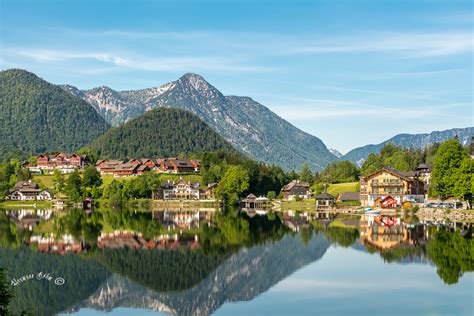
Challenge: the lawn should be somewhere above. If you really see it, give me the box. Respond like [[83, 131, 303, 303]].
[[0, 200, 53, 208], [33, 174, 70, 188], [34, 172, 203, 190], [159, 173, 203, 183], [280, 198, 316, 212], [327, 182, 359, 196], [100, 172, 203, 188]]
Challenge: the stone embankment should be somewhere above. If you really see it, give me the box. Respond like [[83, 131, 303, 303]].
[[416, 208, 474, 223]]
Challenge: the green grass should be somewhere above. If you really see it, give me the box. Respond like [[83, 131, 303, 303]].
[[100, 174, 135, 187], [327, 182, 359, 196], [280, 198, 315, 211], [33, 174, 70, 188], [100, 172, 203, 188], [33, 172, 203, 191], [0, 200, 53, 208], [159, 173, 203, 183], [328, 219, 349, 228]]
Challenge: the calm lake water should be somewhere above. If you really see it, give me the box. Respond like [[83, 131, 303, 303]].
[[1, 207, 472, 316]]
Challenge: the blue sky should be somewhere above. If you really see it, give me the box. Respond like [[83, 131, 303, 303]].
[[1, 0, 472, 153]]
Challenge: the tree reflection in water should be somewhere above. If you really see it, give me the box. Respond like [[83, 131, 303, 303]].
[[0, 207, 472, 315]]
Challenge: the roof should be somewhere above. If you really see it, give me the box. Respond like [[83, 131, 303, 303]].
[[416, 163, 433, 171], [114, 163, 139, 172], [361, 166, 414, 181], [173, 160, 195, 168], [314, 192, 335, 199], [281, 180, 310, 192], [14, 181, 38, 189], [207, 182, 218, 189], [338, 191, 360, 201], [137, 165, 149, 171]]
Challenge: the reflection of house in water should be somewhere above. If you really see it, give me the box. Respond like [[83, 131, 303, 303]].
[[98, 231, 200, 250], [152, 209, 213, 229], [98, 231, 152, 249], [281, 211, 310, 232], [6, 209, 53, 231], [30, 234, 83, 255], [359, 215, 429, 250], [241, 194, 270, 214]]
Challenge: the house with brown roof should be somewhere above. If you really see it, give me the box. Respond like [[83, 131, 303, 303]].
[[337, 192, 360, 202], [140, 158, 156, 169], [7, 181, 53, 201], [314, 192, 336, 209], [157, 158, 200, 173], [359, 167, 425, 207], [35, 152, 88, 173], [96, 160, 124, 174], [112, 163, 140, 177], [280, 180, 311, 200]]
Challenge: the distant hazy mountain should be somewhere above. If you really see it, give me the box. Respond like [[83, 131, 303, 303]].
[[342, 127, 474, 166], [88, 107, 238, 160], [0, 69, 110, 160], [62, 73, 337, 171], [329, 148, 343, 158]]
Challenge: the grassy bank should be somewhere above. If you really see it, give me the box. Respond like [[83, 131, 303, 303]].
[[327, 182, 359, 196], [280, 198, 315, 211], [0, 200, 53, 209]]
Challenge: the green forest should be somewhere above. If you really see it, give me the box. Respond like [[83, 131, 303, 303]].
[[88, 107, 237, 159], [0, 69, 110, 161]]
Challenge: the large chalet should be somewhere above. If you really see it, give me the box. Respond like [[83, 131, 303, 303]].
[[157, 158, 201, 173], [7, 181, 53, 201], [96, 157, 201, 177], [34, 152, 88, 173], [280, 180, 311, 200], [153, 179, 216, 200], [359, 166, 426, 207]]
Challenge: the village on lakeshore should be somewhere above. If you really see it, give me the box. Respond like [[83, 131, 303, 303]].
[[2, 137, 473, 218], [0, 140, 472, 281]]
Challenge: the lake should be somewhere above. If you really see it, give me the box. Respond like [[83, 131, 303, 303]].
[[0, 207, 472, 315]]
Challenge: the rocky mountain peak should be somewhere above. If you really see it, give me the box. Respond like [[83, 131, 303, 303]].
[[178, 73, 214, 92]]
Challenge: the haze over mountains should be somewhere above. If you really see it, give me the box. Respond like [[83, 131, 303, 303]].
[[62, 73, 337, 171], [342, 127, 474, 166]]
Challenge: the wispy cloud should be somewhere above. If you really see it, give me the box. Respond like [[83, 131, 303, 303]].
[[271, 101, 468, 120], [6, 48, 277, 73], [36, 29, 474, 58], [284, 32, 473, 57]]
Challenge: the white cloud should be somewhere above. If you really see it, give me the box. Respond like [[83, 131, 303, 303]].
[[271, 101, 468, 120], [6, 48, 277, 73], [283, 32, 473, 57]]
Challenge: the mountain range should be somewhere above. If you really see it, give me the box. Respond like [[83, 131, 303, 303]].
[[342, 127, 474, 166], [1, 68, 471, 171], [61, 73, 337, 171]]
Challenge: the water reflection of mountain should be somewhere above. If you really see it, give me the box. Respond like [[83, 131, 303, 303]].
[[0, 248, 110, 316], [74, 233, 331, 315]]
